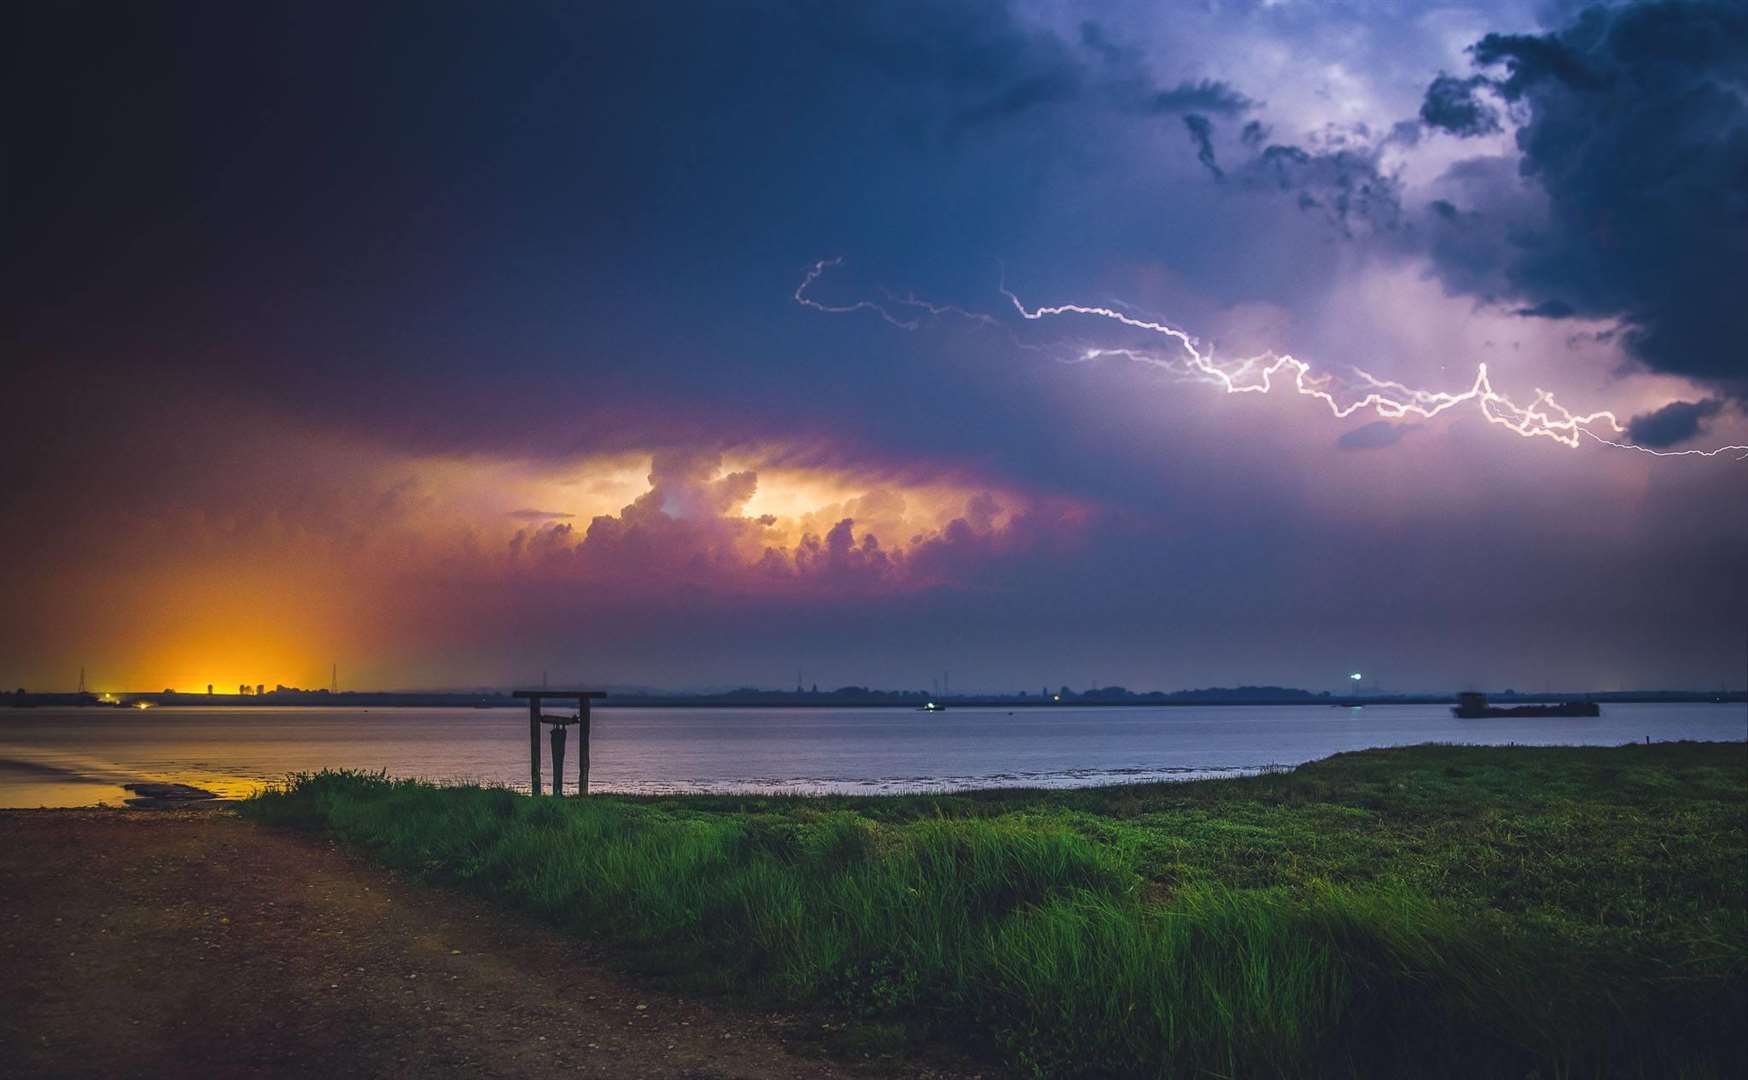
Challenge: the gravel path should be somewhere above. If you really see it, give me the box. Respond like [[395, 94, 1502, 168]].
[[0, 810, 973, 1079]]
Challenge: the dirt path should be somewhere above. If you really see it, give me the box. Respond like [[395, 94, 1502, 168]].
[[0, 811, 972, 1080]]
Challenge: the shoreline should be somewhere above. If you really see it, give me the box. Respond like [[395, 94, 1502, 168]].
[[7, 742, 1745, 1077], [252, 742, 1747, 1076], [10, 690, 1745, 710], [6, 717, 1746, 809]]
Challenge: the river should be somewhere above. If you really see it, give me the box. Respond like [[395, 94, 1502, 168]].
[[1, 702, 1742, 807]]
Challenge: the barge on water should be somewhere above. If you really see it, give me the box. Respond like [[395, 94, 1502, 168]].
[[1452, 692, 1600, 719]]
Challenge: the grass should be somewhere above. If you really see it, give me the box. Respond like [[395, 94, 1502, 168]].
[[241, 741, 1747, 1077]]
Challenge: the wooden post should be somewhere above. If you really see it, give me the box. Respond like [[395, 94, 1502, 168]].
[[528, 694, 542, 796], [512, 689, 601, 797], [550, 723, 567, 797], [578, 697, 591, 796]]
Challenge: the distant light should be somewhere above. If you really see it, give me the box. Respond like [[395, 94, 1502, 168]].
[[133, 701, 152, 710], [1349, 673, 1363, 681]]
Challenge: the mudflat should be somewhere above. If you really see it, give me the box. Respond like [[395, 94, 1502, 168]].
[[0, 810, 955, 1080]]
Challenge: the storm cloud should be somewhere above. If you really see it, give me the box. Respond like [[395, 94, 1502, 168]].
[[1239, 133, 1406, 237], [1420, 0, 1748, 397], [1625, 398, 1727, 449], [1419, 74, 1501, 137], [1147, 79, 1254, 117], [1183, 115, 1223, 179], [5, 0, 1745, 693]]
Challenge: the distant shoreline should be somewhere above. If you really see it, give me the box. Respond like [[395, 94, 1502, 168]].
[[7, 689, 1744, 710]]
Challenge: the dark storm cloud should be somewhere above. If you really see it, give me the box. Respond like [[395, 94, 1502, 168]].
[[1076, 21, 1253, 118], [1239, 134, 1405, 237], [3, 0, 1272, 486], [1515, 300, 1576, 319], [1147, 80, 1254, 117], [1625, 398, 1726, 448], [1183, 115, 1223, 179], [1420, 0, 1748, 396], [1471, 25, 1612, 95], [1416, 156, 1541, 299], [7, 0, 1746, 695], [1419, 74, 1502, 136], [11, 1, 1097, 466]]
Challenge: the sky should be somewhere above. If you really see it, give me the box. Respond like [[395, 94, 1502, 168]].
[[6, 0, 1747, 694]]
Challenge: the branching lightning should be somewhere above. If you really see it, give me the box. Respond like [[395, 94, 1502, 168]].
[[794, 257, 922, 330], [797, 259, 1748, 460]]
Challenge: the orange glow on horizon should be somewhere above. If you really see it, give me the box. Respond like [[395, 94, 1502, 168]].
[[11, 439, 1072, 690]]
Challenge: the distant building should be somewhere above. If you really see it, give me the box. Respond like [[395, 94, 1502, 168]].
[[206, 684, 213, 695]]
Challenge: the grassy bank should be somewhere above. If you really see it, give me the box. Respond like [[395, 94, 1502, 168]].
[[242, 742, 1746, 1077]]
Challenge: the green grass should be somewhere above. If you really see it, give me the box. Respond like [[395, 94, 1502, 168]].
[[242, 741, 1747, 1077]]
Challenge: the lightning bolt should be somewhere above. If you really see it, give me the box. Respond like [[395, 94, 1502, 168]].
[[793, 257, 921, 330], [797, 259, 1748, 460]]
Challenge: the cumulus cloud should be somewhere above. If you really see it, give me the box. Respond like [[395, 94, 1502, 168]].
[[1418, 0, 1748, 397], [1625, 398, 1726, 449], [504, 452, 1083, 597]]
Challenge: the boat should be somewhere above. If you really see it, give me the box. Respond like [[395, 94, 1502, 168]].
[[1451, 692, 1599, 719], [918, 701, 948, 712]]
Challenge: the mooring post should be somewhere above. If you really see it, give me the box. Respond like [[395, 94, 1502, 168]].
[[550, 723, 567, 797], [578, 696, 591, 796], [528, 694, 542, 796], [512, 689, 602, 798]]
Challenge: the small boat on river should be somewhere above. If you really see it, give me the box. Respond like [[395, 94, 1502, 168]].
[[1452, 692, 1600, 719]]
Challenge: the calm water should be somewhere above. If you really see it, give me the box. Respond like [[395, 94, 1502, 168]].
[[1, 703, 1743, 808]]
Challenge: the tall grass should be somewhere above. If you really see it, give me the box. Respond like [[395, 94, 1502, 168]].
[[244, 743, 1747, 1077]]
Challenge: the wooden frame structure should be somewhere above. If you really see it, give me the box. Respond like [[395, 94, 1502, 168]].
[[512, 690, 606, 795]]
